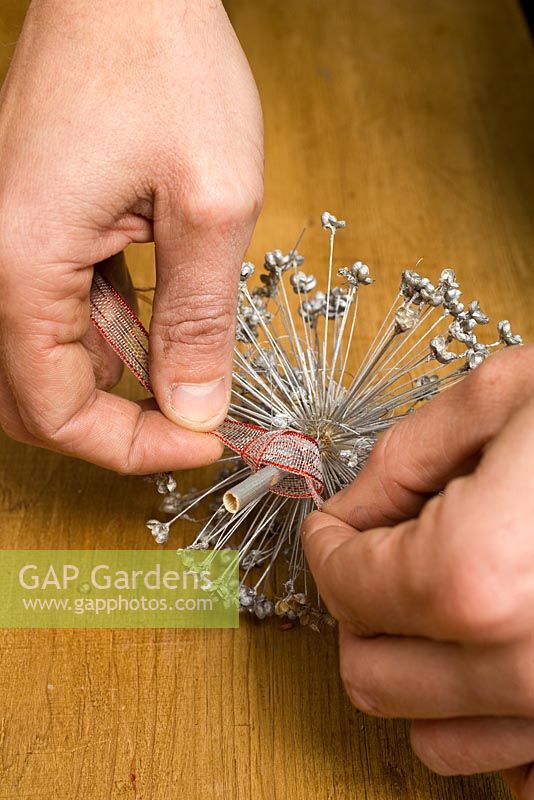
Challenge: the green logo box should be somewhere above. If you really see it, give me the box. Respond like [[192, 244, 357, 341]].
[[0, 550, 239, 629]]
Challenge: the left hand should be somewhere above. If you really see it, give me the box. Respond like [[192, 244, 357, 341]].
[[0, 0, 263, 473], [302, 346, 534, 798]]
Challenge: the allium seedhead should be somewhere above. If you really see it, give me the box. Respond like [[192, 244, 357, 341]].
[[90, 212, 522, 630]]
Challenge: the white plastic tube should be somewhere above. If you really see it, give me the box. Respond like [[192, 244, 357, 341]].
[[223, 465, 284, 513]]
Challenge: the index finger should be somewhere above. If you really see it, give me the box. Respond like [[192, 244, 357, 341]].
[[302, 509, 428, 637], [1, 262, 222, 473], [325, 346, 534, 531], [303, 399, 534, 641]]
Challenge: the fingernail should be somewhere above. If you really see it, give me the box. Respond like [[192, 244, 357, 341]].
[[170, 377, 227, 428]]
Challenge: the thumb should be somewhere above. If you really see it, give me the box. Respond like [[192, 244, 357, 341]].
[[149, 191, 258, 431]]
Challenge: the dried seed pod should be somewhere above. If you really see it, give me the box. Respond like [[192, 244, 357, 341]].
[[146, 520, 170, 545], [498, 319, 523, 346], [465, 343, 490, 370], [321, 211, 346, 231], [240, 262, 255, 281], [290, 271, 317, 294], [430, 335, 459, 364], [395, 306, 418, 332], [275, 599, 290, 616]]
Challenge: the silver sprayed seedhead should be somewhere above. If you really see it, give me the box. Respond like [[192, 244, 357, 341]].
[[144, 211, 522, 630]]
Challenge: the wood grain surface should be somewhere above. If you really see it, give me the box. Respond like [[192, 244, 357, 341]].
[[1, 1, 533, 797]]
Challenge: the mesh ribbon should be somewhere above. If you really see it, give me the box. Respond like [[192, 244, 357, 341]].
[[90, 271, 153, 393], [89, 270, 324, 507], [215, 420, 323, 507]]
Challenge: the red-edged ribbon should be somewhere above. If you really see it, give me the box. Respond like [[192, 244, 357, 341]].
[[89, 270, 324, 507], [215, 419, 323, 507]]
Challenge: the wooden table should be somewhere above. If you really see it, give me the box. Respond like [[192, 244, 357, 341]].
[[1, 1, 533, 797]]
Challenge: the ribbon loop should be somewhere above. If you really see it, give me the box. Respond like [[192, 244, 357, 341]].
[[90, 271, 324, 508], [215, 420, 324, 508]]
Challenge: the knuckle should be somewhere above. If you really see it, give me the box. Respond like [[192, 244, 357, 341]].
[[430, 557, 513, 642], [154, 294, 234, 354], [21, 411, 56, 442], [502, 659, 534, 717], [410, 723, 460, 776], [20, 397, 78, 444], [183, 180, 263, 233], [412, 486, 519, 642], [380, 421, 441, 500], [370, 426, 394, 470], [463, 344, 534, 408], [22, 391, 96, 449], [368, 427, 419, 521], [118, 411, 148, 476], [339, 649, 386, 717]]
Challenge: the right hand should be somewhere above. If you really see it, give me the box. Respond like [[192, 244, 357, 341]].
[[302, 346, 534, 798]]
